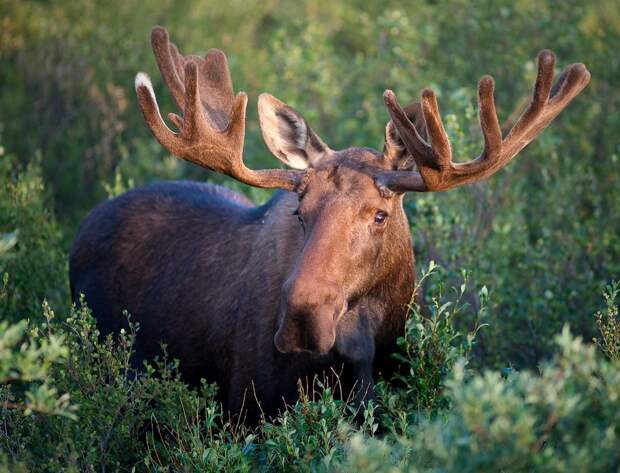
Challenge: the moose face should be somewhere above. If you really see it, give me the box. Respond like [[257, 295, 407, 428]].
[[273, 152, 410, 354]]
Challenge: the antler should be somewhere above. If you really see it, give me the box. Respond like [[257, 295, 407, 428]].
[[377, 50, 591, 193], [135, 26, 303, 190]]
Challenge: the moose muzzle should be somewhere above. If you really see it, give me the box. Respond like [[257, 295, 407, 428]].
[[274, 280, 346, 355]]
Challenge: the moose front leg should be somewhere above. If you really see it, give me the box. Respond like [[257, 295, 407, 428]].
[[334, 310, 377, 410]]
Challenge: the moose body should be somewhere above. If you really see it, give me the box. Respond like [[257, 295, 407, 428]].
[[69, 27, 589, 422], [71, 175, 413, 418]]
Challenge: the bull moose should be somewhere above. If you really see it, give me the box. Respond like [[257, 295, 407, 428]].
[[69, 26, 590, 421]]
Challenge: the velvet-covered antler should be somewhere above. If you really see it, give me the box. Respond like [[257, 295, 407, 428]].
[[377, 50, 591, 193], [135, 26, 303, 190]]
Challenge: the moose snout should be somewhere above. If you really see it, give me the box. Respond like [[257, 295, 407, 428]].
[[274, 281, 345, 355]]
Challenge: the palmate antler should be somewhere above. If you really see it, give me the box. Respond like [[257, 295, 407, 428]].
[[377, 50, 591, 193], [135, 26, 303, 190]]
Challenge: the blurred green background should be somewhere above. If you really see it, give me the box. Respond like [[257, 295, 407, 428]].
[[1, 0, 619, 368]]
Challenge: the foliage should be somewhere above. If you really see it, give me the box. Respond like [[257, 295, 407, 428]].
[[1, 298, 229, 471], [342, 326, 620, 473], [0, 307, 75, 419], [0, 178, 74, 423], [393, 263, 487, 410], [0, 153, 68, 323], [376, 262, 487, 440]]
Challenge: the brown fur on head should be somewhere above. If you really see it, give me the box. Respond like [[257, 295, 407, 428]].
[[258, 94, 417, 354]]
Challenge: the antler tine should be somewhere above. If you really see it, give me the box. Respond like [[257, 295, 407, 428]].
[[135, 27, 303, 191], [475, 75, 503, 162], [379, 50, 590, 193], [499, 49, 556, 159], [501, 53, 590, 160], [151, 26, 187, 111], [383, 90, 433, 166], [135, 72, 182, 154]]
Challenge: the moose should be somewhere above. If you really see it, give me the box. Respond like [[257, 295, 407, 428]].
[[70, 26, 590, 421]]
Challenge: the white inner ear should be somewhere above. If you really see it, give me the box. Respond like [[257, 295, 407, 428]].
[[281, 154, 309, 170]]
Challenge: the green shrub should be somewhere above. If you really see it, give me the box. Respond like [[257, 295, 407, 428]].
[[0, 153, 68, 323], [2, 265, 618, 472], [343, 326, 620, 473], [0, 302, 75, 425], [394, 264, 487, 410], [376, 263, 487, 439], [0, 299, 221, 471], [255, 386, 359, 472]]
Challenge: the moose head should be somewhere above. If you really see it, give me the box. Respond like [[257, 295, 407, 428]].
[[135, 27, 590, 355]]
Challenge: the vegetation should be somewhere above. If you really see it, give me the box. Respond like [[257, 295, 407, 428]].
[[1, 0, 619, 470]]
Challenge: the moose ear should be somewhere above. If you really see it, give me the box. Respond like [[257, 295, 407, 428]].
[[258, 94, 332, 169], [383, 101, 428, 169]]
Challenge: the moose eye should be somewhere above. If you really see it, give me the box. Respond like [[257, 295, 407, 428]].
[[374, 210, 388, 226]]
